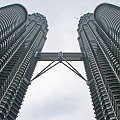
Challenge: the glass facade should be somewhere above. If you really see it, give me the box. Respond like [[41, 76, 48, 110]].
[[0, 2, 120, 120], [0, 4, 48, 119], [77, 3, 120, 120]]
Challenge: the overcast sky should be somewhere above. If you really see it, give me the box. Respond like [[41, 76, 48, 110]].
[[1, 0, 119, 120]]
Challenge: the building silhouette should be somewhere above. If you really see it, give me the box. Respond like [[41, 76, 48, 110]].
[[0, 4, 48, 119], [0, 2, 120, 120], [77, 3, 120, 120]]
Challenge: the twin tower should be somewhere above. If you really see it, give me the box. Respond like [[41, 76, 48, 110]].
[[0, 3, 120, 120]]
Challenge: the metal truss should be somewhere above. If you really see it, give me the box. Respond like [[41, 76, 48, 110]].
[[31, 52, 86, 82]]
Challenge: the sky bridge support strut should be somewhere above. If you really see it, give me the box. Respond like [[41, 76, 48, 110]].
[[31, 52, 86, 82]]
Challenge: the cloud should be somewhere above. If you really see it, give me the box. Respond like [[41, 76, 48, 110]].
[[1, 0, 119, 120], [18, 85, 93, 120], [26, 95, 80, 118], [17, 62, 94, 120]]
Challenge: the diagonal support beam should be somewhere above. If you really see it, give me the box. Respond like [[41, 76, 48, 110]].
[[37, 52, 84, 61], [61, 57, 87, 81], [31, 52, 86, 82]]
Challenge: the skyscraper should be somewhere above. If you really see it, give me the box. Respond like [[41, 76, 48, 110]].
[[0, 2, 120, 120], [0, 4, 48, 120], [77, 3, 120, 120]]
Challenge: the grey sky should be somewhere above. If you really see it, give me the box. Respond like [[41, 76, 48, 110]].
[[0, 0, 119, 120]]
